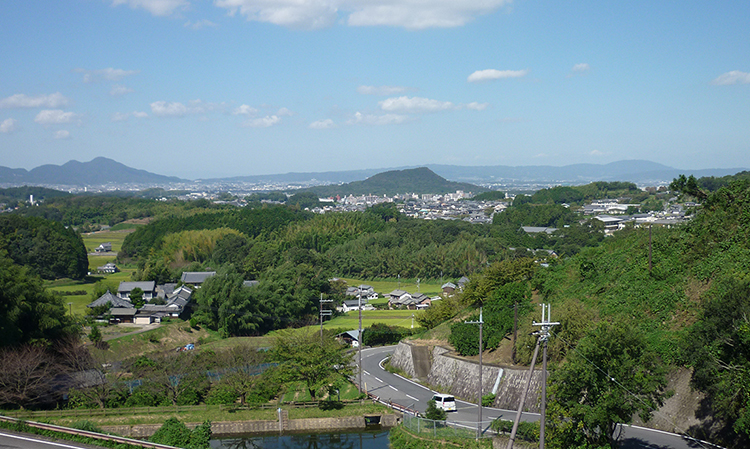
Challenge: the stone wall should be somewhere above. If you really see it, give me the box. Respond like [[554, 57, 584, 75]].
[[424, 345, 542, 413], [102, 414, 399, 438]]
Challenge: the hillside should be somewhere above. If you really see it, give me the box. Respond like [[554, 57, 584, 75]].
[[299, 167, 489, 197]]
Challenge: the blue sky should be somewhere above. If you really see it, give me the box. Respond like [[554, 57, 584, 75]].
[[1, 0, 748, 179]]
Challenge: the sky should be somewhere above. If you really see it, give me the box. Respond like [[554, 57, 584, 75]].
[[0, 0, 748, 179]]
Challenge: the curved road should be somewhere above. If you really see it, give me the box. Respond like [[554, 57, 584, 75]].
[[360, 345, 719, 449]]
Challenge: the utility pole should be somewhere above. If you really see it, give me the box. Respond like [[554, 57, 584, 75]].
[[319, 294, 332, 345], [358, 287, 363, 394], [507, 339, 540, 449], [465, 309, 484, 440], [533, 304, 560, 449], [512, 302, 518, 365]]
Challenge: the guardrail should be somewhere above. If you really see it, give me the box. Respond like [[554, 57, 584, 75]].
[[0, 415, 179, 449]]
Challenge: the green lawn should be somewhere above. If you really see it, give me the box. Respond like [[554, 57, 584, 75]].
[[81, 229, 133, 253], [324, 309, 422, 330]]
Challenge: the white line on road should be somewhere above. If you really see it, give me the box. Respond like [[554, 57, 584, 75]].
[[389, 385, 398, 391], [0, 432, 89, 449], [406, 394, 419, 401], [363, 370, 370, 375], [374, 377, 383, 383]]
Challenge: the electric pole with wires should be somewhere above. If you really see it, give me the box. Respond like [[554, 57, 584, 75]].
[[533, 304, 559, 449], [465, 308, 484, 440]]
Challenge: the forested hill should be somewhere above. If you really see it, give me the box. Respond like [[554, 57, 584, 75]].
[[298, 167, 489, 197]]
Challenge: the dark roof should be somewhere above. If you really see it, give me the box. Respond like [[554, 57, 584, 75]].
[[88, 291, 132, 309], [180, 271, 216, 284], [118, 281, 156, 293], [243, 280, 259, 288], [110, 308, 137, 316]]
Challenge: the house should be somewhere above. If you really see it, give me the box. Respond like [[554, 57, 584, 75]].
[[457, 276, 470, 290], [387, 289, 412, 308], [109, 308, 137, 324], [94, 242, 112, 253], [117, 281, 156, 300], [243, 280, 259, 288], [337, 330, 361, 347], [97, 262, 119, 274], [180, 271, 216, 287], [87, 291, 132, 310], [441, 282, 456, 296], [345, 285, 378, 300], [338, 299, 375, 313], [521, 226, 558, 235]]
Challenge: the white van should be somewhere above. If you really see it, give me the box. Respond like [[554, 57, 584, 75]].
[[432, 393, 456, 412]]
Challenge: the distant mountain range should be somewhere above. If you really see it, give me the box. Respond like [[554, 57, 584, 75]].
[[0, 157, 184, 187], [0, 157, 745, 189], [300, 167, 489, 196]]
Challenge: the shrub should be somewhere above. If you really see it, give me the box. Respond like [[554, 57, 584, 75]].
[[423, 399, 447, 421]]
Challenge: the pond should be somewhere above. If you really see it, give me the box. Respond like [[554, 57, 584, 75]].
[[211, 430, 390, 449]]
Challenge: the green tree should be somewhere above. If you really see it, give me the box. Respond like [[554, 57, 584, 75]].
[[685, 279, 750, 447], [0, 251, 76, 348], [424, 399, 447, 421], [271, 330, 353, 400], [547, 322, 666, 449], [129, 287, 145, 308]]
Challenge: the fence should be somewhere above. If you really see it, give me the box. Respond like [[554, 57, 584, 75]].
[[401, 414, 479, 440]]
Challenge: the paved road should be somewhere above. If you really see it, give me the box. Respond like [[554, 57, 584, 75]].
[[0, 432, 96, 449], [360, 345, 720, 449]]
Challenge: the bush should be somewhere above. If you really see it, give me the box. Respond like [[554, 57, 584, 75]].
[[423, 399, 447, 421], [205, 384, 238, 405], [71, 420, 103, 433], [150, 418, 212, 449], [481, 393, 495, 407], [490, 419, 539, 442]]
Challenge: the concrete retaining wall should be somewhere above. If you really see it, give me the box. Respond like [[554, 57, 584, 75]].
[[102, 415, 399, 438], [393, 342, 542, 413]]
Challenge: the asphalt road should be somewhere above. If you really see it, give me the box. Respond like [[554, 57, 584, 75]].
[[360, 345, 721, 449], [0, 432, 96, 449]]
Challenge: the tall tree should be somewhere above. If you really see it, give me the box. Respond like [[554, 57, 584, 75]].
[[0, 251, 76, 348], [547, 321, 666, 449], [271, 331, 353, 400]]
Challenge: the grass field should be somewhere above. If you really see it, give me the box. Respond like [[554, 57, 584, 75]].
[[81, 229, 135, 253], [44, 230, 137, 316], [324, 309, 422, 330]]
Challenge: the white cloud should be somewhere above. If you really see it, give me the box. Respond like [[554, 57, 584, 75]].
[[572, 63, 590, 72], [112, 111, 148, 121], [379, 96, 454, 113], [467, 69, 528, 83], [75, 68, 139, 83], [243, 115, 281, 128], [110, 0, 189, 16], [0, 92, 70, 109], [277, 107, 294, 116], [347, 111, 411, 125], [54, 130, 71, 140], [590, 150, 605, 156], [34, 110, 78, 125], [110, 85, 135, 96], [357, 85, 408, 95], [465, 102, 489, 111], [215, 0, 512, 30], [150, 100, 221, 117], [184, 19, 218, 29], [233, 104, 258, 115], [0, 118, 18, 133], [711, 70, 750, 86], [309, 119, 335, 129]]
